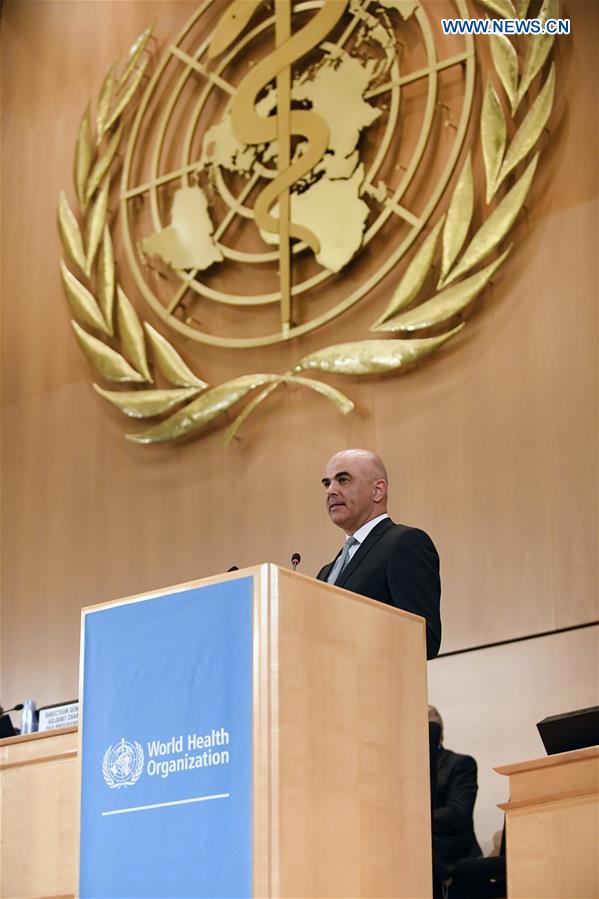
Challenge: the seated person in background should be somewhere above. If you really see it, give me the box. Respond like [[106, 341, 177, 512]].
[[429, 705, 482, 893]]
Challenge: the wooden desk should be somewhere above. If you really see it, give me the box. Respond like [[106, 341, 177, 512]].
[[496, 746, 599, 899], [0, 727, 77, 899]]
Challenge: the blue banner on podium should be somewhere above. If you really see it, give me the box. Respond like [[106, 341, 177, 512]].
[[79, 576, 253, 898]]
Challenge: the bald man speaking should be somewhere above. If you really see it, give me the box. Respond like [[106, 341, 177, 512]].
[[317, 449, 441, 659]]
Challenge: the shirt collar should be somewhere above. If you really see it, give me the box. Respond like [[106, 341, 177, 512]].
[[347, 513, 389, 545]]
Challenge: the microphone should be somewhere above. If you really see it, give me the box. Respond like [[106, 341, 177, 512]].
[[227, 565, 239, 572], [291, 552, 301, 570], [3, 703, 24, 713]]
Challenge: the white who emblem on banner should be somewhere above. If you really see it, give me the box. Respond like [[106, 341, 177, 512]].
[[102, 738, 145, 788]]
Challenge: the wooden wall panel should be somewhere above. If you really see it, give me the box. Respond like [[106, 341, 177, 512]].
[[1, 0, 598, 730]]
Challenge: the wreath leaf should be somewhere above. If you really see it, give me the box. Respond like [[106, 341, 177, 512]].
[[516, 0, 532, 15], [496, 65, 555, 189], [295, 329, 463, 376], [73, 102, 93, 211], [61, 260, 109, 334], [490, 35, 518, 114], [86, 177, 110, 275], [58, 191, 87, 273], [93, 384, 202, 418], [127, 374, 284, 444], [116, 287, 152, 382], [375, 249, 511, 333], [106, 58, 149, 131], [85, 123, 123, 205], [97, 226, 115, 336], [119, 25, 153, 86], [284, 375, 354, 413], [143, 323, 208, 388], [71, 321, 145, 382], [481, 82, 507, 204], [439, 154, 474, 285], [442, 153, 538, 286], [223, 374, 354, 446], [372, 217, 445, 327], [517, 0, 559, 105], [96, 63, 117, 144], [223, 383, 281, 447], [476, 0, 516, 17]]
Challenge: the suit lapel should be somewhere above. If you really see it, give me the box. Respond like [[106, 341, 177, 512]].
[[436, 746, 450, 789], [318, 552, 341, 582], [335, 518, 394, 588]]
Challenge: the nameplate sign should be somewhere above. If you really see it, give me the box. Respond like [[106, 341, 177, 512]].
[[38, 701, 79, 731]]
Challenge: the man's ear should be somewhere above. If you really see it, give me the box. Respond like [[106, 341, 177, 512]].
[[373, 479, 387, 503]]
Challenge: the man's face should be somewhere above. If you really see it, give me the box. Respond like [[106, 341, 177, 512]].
[[321, 451, 386, 535]]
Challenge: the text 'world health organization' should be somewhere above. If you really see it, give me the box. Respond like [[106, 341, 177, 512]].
[[146, 728, 230, 780]]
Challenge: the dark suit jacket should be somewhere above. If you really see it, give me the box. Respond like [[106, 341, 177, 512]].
[[432, 747, 482, 875], [317, 518, 441, 659]]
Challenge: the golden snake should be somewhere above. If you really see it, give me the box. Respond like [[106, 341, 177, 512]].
[[209, 0, 348, 253]]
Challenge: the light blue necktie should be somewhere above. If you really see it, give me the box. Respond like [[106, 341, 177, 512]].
[[327, 536, 358, 585]]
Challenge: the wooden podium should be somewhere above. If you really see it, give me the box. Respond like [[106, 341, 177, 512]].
[[496, 746, 599, 898], [1, 564, 432, 898]]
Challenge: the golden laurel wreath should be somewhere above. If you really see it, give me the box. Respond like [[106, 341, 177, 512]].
[[58, 0, 559, 447]]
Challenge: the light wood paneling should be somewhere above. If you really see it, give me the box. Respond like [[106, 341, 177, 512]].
[[0, 729, 78, 899], [497, 748, 599, 899], [275, 568, 431, 898], [497, 748, 599, 805]]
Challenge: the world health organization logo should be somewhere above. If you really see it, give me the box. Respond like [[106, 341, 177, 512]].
[[102, 738, 145, 789], [58, 0, 559, 446]]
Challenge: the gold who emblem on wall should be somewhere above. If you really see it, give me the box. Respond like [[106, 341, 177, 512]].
[[57, 0, 559, 445]]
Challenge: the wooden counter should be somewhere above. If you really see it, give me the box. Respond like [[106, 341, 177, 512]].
[[0, 727, 78, 899], [496, 746, 599, 899]]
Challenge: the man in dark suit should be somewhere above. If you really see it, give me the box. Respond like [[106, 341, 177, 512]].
[[428, 705, 482, 895], [317, 448, 441, 659]]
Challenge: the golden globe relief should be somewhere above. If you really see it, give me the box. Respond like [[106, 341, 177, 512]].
[[57, 0, 559, 446]]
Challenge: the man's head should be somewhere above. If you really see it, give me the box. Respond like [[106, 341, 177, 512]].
[[428, 705, 444, 744], [322, 449, 388, 535]]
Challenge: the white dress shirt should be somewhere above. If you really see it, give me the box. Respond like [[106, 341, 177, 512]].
[[344, 513, 389, 563]]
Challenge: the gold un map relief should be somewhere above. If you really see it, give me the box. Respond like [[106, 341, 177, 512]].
[[57, 0, 559, 445]]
